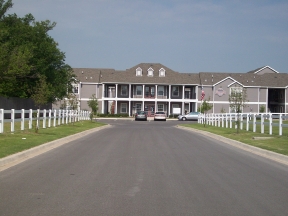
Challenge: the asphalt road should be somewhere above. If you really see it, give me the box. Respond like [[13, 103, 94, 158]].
[[1, 120, 288, 216]]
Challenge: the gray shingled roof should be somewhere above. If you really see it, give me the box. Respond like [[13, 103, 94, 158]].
[[73, 64, 288, 87], [199, 72, 288, 87], [100, 63, 200, 84]]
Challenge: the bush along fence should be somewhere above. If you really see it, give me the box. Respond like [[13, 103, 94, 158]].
[[0, 109, 91, 134], [198, 113, 288, 136]]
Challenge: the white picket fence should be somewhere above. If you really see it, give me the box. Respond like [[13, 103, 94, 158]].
[[0, 109, 91, 134], [198, 113, 288, 136]]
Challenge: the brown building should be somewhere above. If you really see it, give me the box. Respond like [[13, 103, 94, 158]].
[[53, 64, 288, 116]]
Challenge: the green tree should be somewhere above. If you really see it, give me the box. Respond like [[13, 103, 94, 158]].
[[259, 105, 265, 113], [229, 87, 248, 133], [30, 75, 53, 132], [0, 0, 12, 19], [87, 94, 98, 121], [0, 1, 75, 102], [197, 98, 213, 127]]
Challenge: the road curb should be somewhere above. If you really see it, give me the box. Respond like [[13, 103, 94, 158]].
[[0, 124, 112, 172], [176, 125, 288, 166]]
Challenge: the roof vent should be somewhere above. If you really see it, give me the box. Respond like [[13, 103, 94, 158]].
[[90, 77, 92, 79], [85, 77, 87, 80], [82, 71, 84, 74]]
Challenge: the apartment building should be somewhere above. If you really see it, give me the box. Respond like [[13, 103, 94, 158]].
[[54, 63, 288, 116]]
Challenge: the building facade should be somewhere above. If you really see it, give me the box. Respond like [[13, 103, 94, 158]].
[[53, 63, 288, 116]]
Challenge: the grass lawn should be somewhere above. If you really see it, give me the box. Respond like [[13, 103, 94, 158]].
[[0, 120, 106, 159], [181, 122, 288, 156]]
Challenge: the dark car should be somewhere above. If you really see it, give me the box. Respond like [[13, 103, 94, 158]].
[[135, 111, 147, 121]]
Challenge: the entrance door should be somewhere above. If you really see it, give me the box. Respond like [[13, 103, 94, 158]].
[[145, 104, 155, 117]]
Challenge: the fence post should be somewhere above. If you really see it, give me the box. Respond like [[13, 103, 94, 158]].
[[253, 113, 256, 132], [11, 109, 15, 133], [53, 109, 56, 127], [37, 109, 40, 130], [269, 113, 272, 135], [21, 109, 25, 130], [62, 110, 65, 124], [240, 113, 243, 130], [65, 110, 68, 124], [246, 114, 249, 131], [43, 109, 46, 129], [261, 113, 264, 133], [57, 110, 60, 125], [279, 114, 283, 136], [0, 109, 3, 133], [29, 109, 33, 129], [48, 109, 51, 128]]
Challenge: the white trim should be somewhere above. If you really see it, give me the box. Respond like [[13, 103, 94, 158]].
[[253, 66, 279, 74], [213, 77, 240, 87]]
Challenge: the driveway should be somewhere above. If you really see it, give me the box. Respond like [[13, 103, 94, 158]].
[[1, 120, 288, 215]]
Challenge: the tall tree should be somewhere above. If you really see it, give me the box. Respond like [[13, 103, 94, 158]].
[[0, 0, 12, 19], [0, 0, 75, 103], [229, 87, 248, 133]]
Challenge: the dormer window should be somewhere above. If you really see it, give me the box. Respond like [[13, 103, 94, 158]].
[[147, 67, 154, 77], [136, 67, 142, 76], [159, 68, 165, 77]]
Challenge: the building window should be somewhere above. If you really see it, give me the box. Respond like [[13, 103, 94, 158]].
[[136, 86, 142, 96], [121, 85, 128, 96], [159, 68, 165, 77], [158, 104, 164, 112], [72, 85, 79, 94], [120, 103, 127, 113], [136, 67, 142, 76], [158, 86, 164, 96], [147, 67, 154, 77], [172, 86, 179, 96]]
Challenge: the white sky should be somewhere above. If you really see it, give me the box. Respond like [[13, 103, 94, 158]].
[[7, 0, 288, 73]]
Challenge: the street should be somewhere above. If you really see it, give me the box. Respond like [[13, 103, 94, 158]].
[[1, 120, 288, 216]]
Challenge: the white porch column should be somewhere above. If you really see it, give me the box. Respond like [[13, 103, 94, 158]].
[[142, 101, 144, 112], [196, 86, 199, 111], [182, 102, 184, 115], [129, 84, 131, 116], [115, 84, 118, 114], [129, 101, 131, 117], [102, 84, 105, 114], [129, 84, 131, 98], [182, 85, 185, 99], [168, 101, 171, 116], [169, 85, 171, 99], [155, 85, 158, 99], [142, 85, 145, 99], [155, 101, 157, 112]]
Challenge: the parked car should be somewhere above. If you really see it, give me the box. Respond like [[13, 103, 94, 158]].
[[154, 112, 166, 121], [178, 112, 200, 121], [135, 111, 147, 121]]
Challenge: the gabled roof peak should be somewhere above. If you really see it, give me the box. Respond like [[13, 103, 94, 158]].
[[247, 66, 279, 74]]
